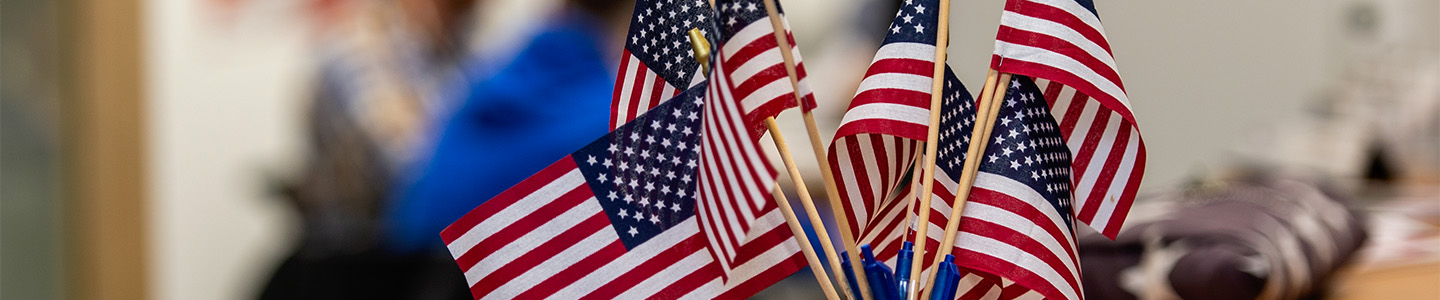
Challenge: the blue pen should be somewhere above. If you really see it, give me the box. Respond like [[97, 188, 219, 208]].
[[861, 245, 900, 300], [894, 241, 914, 297], [929, 254, 961, 300], [841, 251, 863, 300]]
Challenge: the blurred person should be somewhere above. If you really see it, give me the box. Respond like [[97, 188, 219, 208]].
[[260, 0, 478, 299], [386, 0, 634, 258]]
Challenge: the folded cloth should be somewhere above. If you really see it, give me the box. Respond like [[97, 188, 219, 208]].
[[1079, 175, 1367, 300]]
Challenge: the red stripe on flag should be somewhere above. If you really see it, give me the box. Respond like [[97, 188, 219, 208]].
[[953, 248, 1073, 300], [454, 182, 595, 271], [725, 32, 780, 70], [1076, 123, 1130, 224], [1068, 106, 1111, 186], [611, 52, 634, 129], [1042, 81, 1064, 108], [513, 240, 628, 299], [715, 253, 807, 299], [649, 69, 669, 113], [625, 63, 651, 126], [992, 57, 1135, 124], [467, 213, 612, 298], [835, 118, 930, 143], [957, 218, 1080, 294], [842, 137, 879, 217], [580, 234, 708, 300], [996, 26, 1122, 91], [968, 187, 1079, 265], [864, 58, 937, 77], [1103, 139, 1145, 238], [1003, 0, 1115, 59], [1056, 93, 1089, 139], [441, 158, 579, 242], [731, 65, 788, 100]]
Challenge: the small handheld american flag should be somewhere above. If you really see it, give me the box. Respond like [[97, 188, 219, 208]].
[[826, 0, 971, 272], [610, 0, 720, 128], [711, 0, 816, 139], [441, 84, 805, 299], [613, 0, 816, 140], [939, 76, 1084, 300], [992, 0, 1146, 239]]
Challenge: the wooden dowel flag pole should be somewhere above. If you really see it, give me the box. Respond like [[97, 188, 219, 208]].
[[760, 116, 846, 298], [771, 184, 844, 300], [692, 26, 844, 300], [759, 1, 866, 299], [904, 0, 952, 299], [917, 70, 1011, 300]]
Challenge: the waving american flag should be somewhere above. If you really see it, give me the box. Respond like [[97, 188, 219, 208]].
[[610, 0, 719, 128], [827, 0, 968, 270], [711, 0, 816, 139], [442, 84, 804, 299], [612, 0, 815, 140], [992, 0, 1145, 238], [939, 76, 1083, 300]]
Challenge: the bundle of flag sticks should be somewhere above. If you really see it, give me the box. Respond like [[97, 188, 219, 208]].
[[439, 0, 1146, 299]]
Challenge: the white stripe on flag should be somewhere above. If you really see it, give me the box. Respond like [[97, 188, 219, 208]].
[[615, 54, 641, 127], [1071, 113, 1120, 214], [681, 212, 799, 299], [740, 80, 795, 113], [1064, 100, 1099, 154], [953, 233, 1081, 300], [839, 102, 932, 128], [834, 138, 870, 228], [614, 249, 713, 299], [465, 199, 604, 284], [852, 73, 934, 98], [999, 12, 1118, 74], [869, 42, 936, 64], [723, 24, 782, 81], [545, 218, 701, 299], [1087, 127, 1139, 232], [992, 41, 1130, 110], [447, 170, 588, 256], [1022, 0, 1108, 40], [1048, 84, 1078, 119], [484, 222, 617, 300]]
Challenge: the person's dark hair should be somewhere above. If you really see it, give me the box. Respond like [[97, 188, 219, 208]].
[[568, 0, 630, 19]]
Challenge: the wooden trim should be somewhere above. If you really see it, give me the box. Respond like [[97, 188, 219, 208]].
[[65, 0, 147, 298]]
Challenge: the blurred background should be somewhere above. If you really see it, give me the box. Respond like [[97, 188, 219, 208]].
[[1, 0, 1436, 299]]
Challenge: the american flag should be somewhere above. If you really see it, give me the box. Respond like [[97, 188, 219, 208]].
[[712, 0, 816, 139], [936, 76, 1083, 300], [826, 0, 964, 271], [611, 0, 720, 129], [992, 0, 1146, 238], [441, 84, 805, 299], [696, 46, 786, 278]]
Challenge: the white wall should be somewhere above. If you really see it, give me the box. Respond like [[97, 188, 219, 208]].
[[145, 1, 308, 299]]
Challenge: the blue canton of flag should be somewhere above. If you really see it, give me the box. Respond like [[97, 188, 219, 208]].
[[712, 0, 778, 40], [578, 81, 707, 248], [884, 0, 939, 47], [625, 0, 720, 89], [938, 77, 1074, 229], [612, 0, 722, 129]]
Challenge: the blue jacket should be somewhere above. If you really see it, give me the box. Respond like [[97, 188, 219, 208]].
[[389, 13, 615, 252]]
